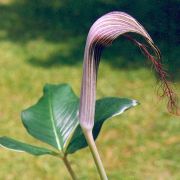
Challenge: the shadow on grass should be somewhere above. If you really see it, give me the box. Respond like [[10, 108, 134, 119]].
[[28, 37, 150, 71], [0, 0, 179, 80]]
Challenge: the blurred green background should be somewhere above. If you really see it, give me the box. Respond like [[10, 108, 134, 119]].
[[0, 0, 179, 179]]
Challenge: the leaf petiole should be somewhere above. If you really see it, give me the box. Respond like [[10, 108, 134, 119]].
[[62, 154, 77, 180]]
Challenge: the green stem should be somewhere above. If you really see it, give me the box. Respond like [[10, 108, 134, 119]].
[[63, 154, 77, 180], [83, 129, 108, 180]]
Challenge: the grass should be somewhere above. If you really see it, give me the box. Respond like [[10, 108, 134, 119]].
[[0, 1, 179, 179]]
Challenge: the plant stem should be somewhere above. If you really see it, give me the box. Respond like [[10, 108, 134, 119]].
[[83, 129, 108, 180], [63, 154, 77, 180]]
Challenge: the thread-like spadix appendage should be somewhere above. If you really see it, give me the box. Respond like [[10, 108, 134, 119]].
[[79, 11, 179, 130]]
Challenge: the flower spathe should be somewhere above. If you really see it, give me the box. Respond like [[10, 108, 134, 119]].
[[79, 11, 179, 130]]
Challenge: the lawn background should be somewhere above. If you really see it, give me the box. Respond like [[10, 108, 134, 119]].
[[0, 0, 179, 179]]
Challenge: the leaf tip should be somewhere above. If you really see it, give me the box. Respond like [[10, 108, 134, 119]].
[[132, 99, 140, 106]]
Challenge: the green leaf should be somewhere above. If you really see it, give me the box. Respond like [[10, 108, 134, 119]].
[[0, 136, 57, 156], [66, 97, 138, 154], [21, 84, 79, 151], [20, 83, 138, 155]]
